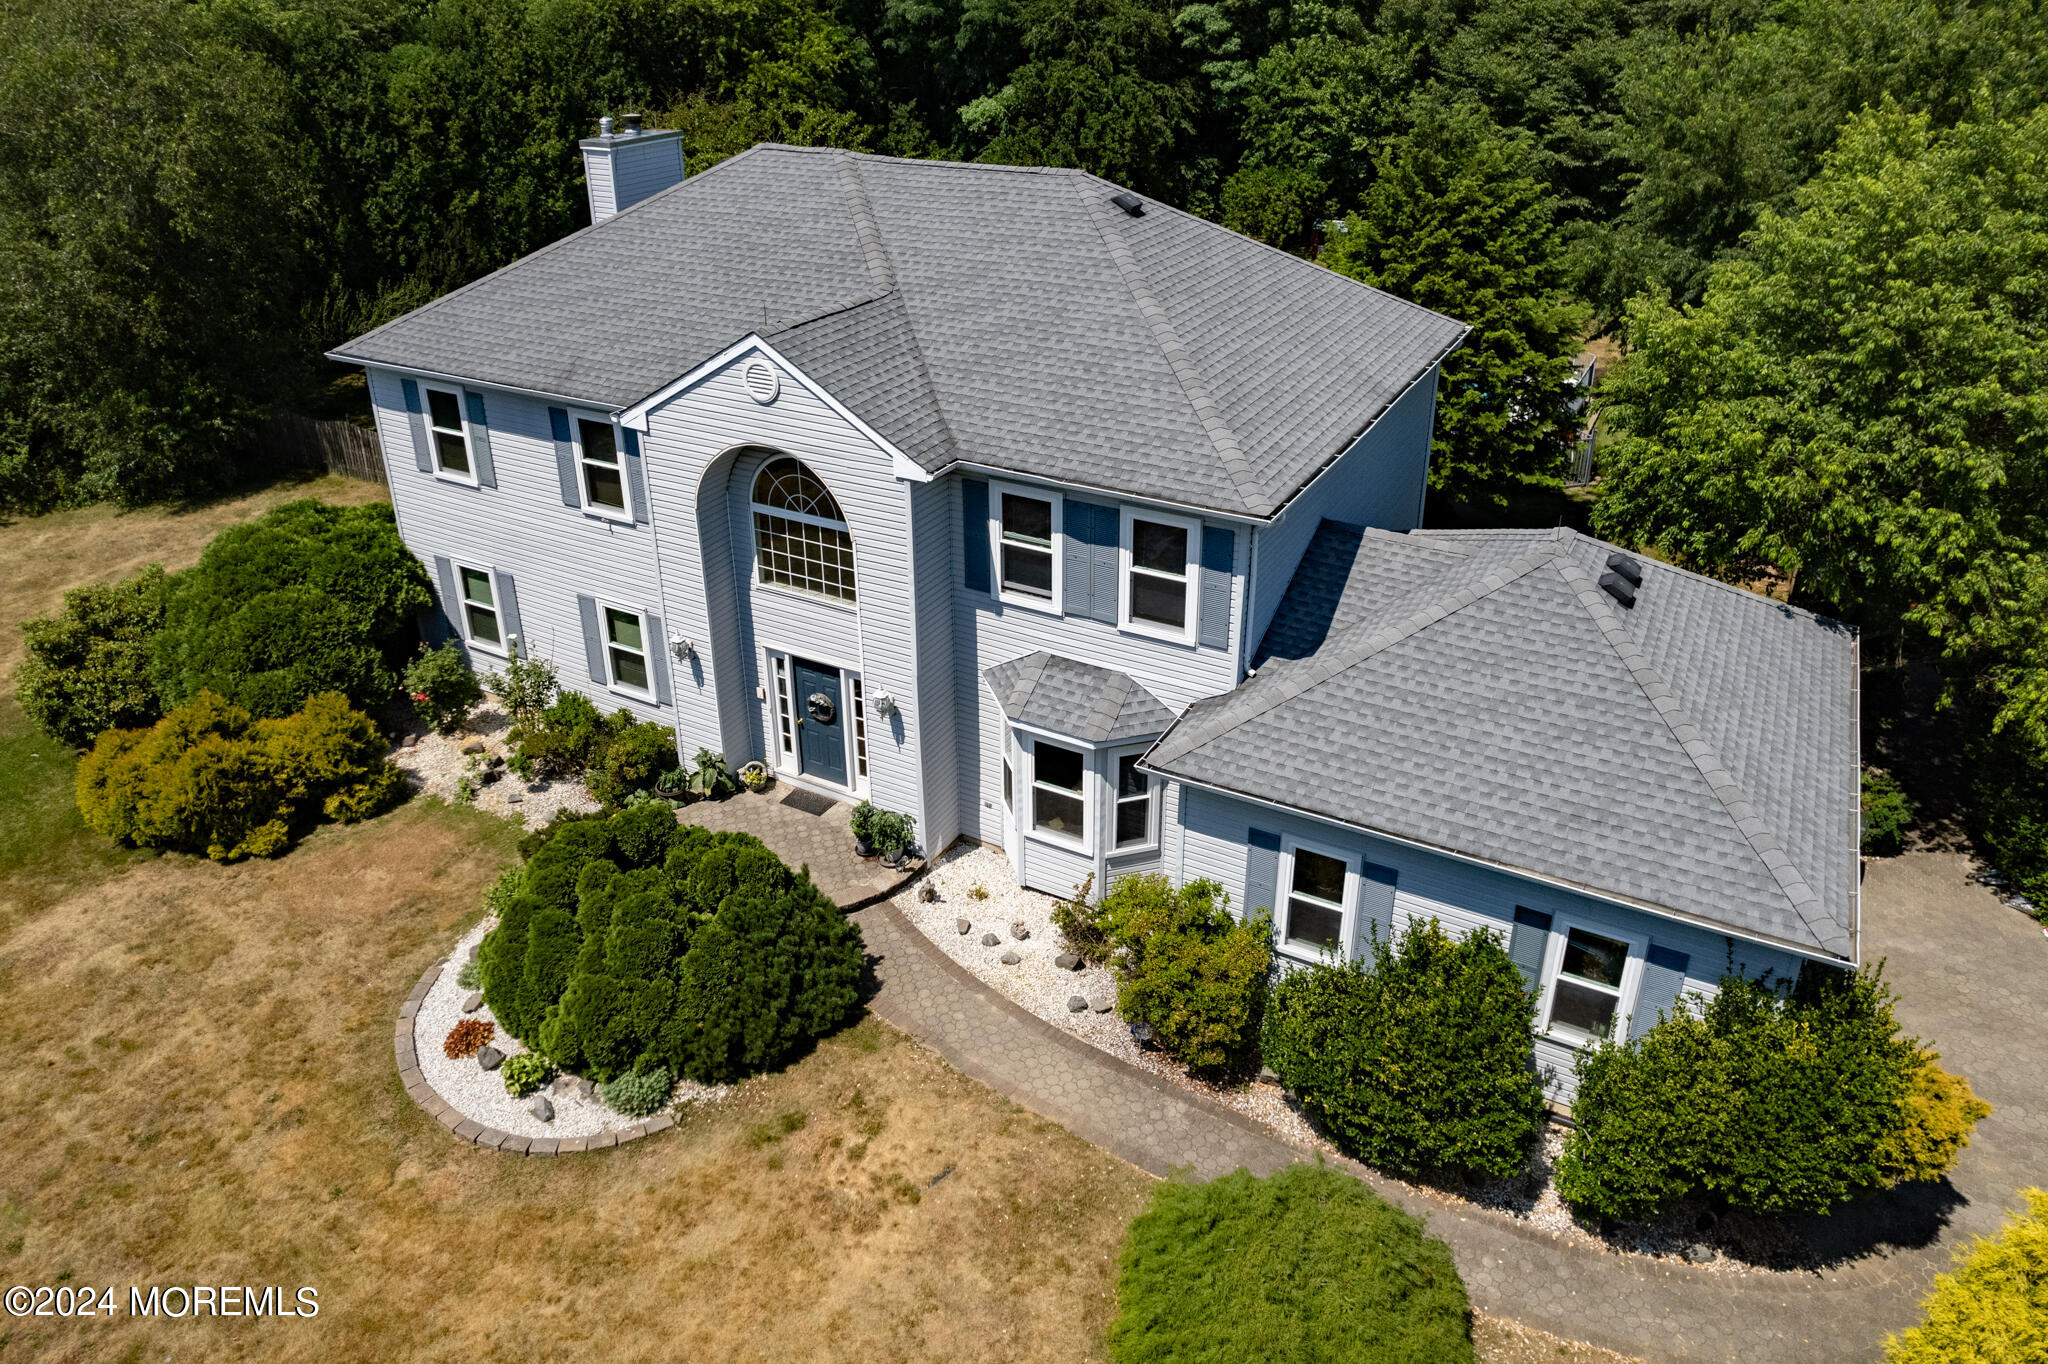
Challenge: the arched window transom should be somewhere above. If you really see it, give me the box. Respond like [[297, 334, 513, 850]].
[[751, 457, 855, 602]]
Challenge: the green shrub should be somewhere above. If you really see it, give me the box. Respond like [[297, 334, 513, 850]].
[[17, 565, 171, 746], [507, 691, 625, 780], [849, 799, 877, 845], [74, 689, 402, 861], [1050, 874, 1109, 963], [516, 808, 604, 861], [687, 747, 734, 799], [476, 811, 863, 1083], [480, 638, 558, 726], [1879, 1051, 1994, 1189], [1263, 918, 1546, 1180], [152, 501, 433, 718], [1863, 768, 1915, 856], [1108, 1165, 1474, 1364], [868, 806, 916, 857], [456, 959, 480, 990], [1556, 967, 1957, 1221], [500, 1052, 552, 1098], [1884, 1188, 2048, 1364], [599, 1066, 673, 1117], [587, 718, 681, 807], [1097, 875, 1270, 1075], [404, 642, 482, 734], [1968, 722, 2048, 912]]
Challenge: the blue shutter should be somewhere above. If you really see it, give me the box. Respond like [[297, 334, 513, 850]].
[[432, 555, 465, 653], [1355, 862, 1396, 954], [492, 569, 523, 653], [1088, 504, 1119, 624], [462, 390, 496, 488], [622, 427, 650, 524], [1063, 499, 1093, 618], [549, 408, 579, 507], [645, 611, 673, 705], [1199, 526, 1234, 649], [1508, 906, 1553, 991], [962, 478, 990, 592], [1245, 827, 1282, 917], [1631, 943, 1691, 1040], [401, 378, 432, 473], [576, 594, 607, 683]]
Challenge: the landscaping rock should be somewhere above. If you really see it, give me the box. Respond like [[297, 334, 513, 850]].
[[1054, 953, 1081, 970], [551, 1075, 578, 1095], [1067, 995, 1088, 1013], [466, 943, 480, 963], [462, 991, 483, 1014], [476, 1045, 504, 1071], [480, 767, 502, 784], [529, 1094, 554, 1123], [486, 754, 505, 768], [575, 1077, 597, 1100], [461, 741, 486, 756], [1088, 993, 1114, 1013], [956, 918, 973, 935], [917, 882, 938, 903], [402, 733, 419, 748], [505, 791, 523, 805], [980, 932, 1001, 947], [1683, 1243, 1714, 1264], [1000, 950, 1021, 965], [1009, 921, 1030, 940]]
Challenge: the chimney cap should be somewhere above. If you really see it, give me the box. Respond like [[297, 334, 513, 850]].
[[622, 113, 643, 135]]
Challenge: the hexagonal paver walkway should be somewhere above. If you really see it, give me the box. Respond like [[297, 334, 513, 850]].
[[682, 784, 913, 906], [853, 848, 2048, 1363]]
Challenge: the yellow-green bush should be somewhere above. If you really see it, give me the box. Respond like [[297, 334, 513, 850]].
[[76, 690, 401, 861], [1881, 1052, 1994, 1189], [1886, 1190, 2048, 1363]]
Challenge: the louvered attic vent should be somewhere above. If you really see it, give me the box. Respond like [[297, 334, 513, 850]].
[[1110, 191, 1145, 217], [1599, 571, 1637, 608]]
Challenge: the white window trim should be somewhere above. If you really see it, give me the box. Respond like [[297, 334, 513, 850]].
[[423, 385, 478, 487], [988, 480, 1063, 615], [1118, 506, 1200, 644], [597, 599, 657, 701], [452, 561, 507, 658], [1535, 913, 1646, 1049], [1275, 835, 1360, 964], [572, 414, 634, 524], [1025, 734, 1089, 851], [1109, 745, 1160, 854]]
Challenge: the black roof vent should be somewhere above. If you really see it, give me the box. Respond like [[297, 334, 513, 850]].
[[1110, 191, 1145, 217], [1606, 551, 1643, 586], [1598, 571, 1638, 609]]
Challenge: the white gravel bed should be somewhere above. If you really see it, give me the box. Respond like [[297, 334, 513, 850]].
[[895, 844, 1803, 1275], [412, 917, 732, 1140], [388, 698, 600, 827]]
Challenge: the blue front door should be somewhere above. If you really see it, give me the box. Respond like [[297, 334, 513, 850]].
[[793, 658, 848, 787]]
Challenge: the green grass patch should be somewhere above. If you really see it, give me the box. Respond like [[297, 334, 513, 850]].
[[0, 697, 147, 929], [1108, 1164, 1474, 1363]]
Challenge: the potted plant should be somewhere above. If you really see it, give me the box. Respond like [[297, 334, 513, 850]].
[[873, 808, 918, 869], [739, 760, 772, 793], [687, 748, 735, 800], [850, 800, 879, 858]]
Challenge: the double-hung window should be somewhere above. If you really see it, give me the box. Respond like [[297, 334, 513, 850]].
[[1280, 841, 1353, 957], [1544, 927, 1631, 1044], [425, 388, 473, 480], [457, 566, 502, 651], [1121, 509, 1198, 641], [1113, 753, 1153, 849], [603, 605, 651, 696], [993, 485, 1060, 610], [578, 418, 628, 516], [1031, 739, 1086, 843]]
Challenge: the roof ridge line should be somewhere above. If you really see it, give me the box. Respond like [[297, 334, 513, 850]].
[[1151, 543, 1563, 765], [1552, 556, 1849, 956], [833, 152, 896, 291], [1070, 177, 1273, 517]]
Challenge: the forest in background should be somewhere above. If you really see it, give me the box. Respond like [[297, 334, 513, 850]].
[[3, 0, 2047, 891]]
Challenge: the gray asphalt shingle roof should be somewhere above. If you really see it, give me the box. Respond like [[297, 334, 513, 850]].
[[1149, 524, 1860, 960], [332, 145, 1467, 518], [984, 652, 1175, 745]]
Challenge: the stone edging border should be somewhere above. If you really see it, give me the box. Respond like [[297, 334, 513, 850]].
[[394, 959, 674, 1156]]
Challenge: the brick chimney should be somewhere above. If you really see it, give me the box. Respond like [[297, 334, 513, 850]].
[[579, 114, 686, 224]]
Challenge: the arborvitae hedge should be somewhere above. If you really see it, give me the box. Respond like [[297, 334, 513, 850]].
[[478, 806, 863, 1083]]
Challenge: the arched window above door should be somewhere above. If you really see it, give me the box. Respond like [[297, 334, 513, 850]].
[[751, 456, 856, 603]]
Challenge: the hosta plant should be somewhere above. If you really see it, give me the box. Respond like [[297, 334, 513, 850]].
[[500, 1052, 553, 1098]]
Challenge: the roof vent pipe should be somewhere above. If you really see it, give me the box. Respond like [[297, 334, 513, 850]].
[[1598, 571, 1638, 609], [598, 115, 613, 136], [1110, 191, 1145, 217], [1606, 551, 1643, 586]]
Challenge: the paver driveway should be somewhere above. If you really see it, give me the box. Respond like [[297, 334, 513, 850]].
[[854, 848, 2048, 1363]]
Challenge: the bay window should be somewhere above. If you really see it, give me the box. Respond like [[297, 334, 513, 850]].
[[1114, 753, 1153, 849], [1031, 739, 1085, 842]]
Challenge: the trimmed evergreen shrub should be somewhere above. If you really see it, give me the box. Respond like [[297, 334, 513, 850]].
[[75, 689, 402, 861], [1108, 1165, 1475, 1363], [476, 811, 863, 1083], [586, 718, 682, 807], [1095, 875, 1271, 1074], [151, 500, 433, 718], [17, 564, 170, 746], [403, 642, 481, 734], [1862, 768, 1915, 856], [1262, 918, 1546, 1180], [1883, 1188, 2048, 1363], [1555, 968, 1974, 1221]]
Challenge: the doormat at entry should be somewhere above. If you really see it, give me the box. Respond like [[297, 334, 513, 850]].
[[781, 787, 838, 817]]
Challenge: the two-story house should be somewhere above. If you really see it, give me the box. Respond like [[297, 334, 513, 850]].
[[333, 131, 1859, 1098]]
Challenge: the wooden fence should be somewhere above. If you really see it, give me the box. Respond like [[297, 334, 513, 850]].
[[260, 413, 387, 485]]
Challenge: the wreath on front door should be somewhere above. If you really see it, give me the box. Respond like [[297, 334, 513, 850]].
[[806, 693, 836, 725]]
